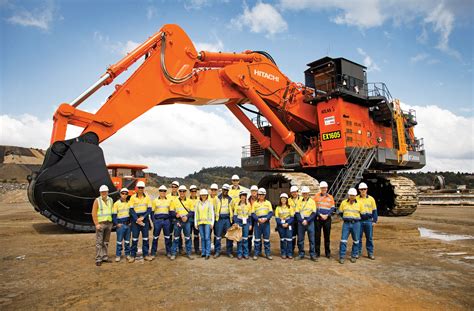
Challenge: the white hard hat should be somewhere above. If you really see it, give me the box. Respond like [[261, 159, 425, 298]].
[[358, 182, 368, 189], [136, 181, 145, 188], [178, 185, 187, 191], [158, 185, 167, 191], [199, 189, 209, 196], [120, 188, 129, 193], [257, 188, 266, 195], [319, 181, 328, 188], [250, 185, 258, 191], [301, 186, 310, 193], [231, 175, 240, 180], [280, 193, 289, 199], [222, 184, 230, 190], [171, 181, 180, 187], [210, 183, 218, 190], [189, 185, 197, 190], [290, 185, 299, 193], [99, 185, 109, 192], [348, 188, 358, 196], [239, 190, 248, 196]]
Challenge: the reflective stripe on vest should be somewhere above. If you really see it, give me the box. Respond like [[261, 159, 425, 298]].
[[299, 199, 315, 217], [196, 201, 213, 225], [113, 201, 129, 219], [254, 201, 272, 216], [219, 197, 231, 215], [98, 197, 113, 222], [234, 202, 251, 220]]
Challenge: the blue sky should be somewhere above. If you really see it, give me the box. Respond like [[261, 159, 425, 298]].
[[0, 0, 473, 175]]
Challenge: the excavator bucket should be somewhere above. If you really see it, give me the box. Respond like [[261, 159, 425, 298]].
[[28, 134, 117, 232]]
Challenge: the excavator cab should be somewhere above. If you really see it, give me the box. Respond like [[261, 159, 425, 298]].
[[107, 163, 148, 196]]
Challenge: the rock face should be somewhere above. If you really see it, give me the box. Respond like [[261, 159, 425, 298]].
[[0, 183, 28, 203], [0, 146, 45, 183]]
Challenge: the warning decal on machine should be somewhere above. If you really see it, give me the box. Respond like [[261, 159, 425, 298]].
[[324, 116, 335, 125], [322, 130, 341, 141]]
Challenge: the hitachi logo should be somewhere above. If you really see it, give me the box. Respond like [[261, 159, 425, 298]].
[[253, 69, 280, 82]]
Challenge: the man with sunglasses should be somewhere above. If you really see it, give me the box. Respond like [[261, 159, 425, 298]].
[[188, 185, 200, 254], [151, 185, 172, 258], [112, 188, 132, 263], [170, 185, 194, 260], [357, 182, 377, 260], [128, 181, 153, 262]]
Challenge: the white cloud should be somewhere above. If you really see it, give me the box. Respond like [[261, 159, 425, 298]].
[[194, 39, 224, 52], [400, 103, 474, 173], [231, 2, 288, 38], [410, 52, 439, 65], [94, 31, 140, 56], [0, 105, 248, 177], [184, 0, 210, 10], [6, 0, 56, 31], [146, 6, 157, 20], [410, 53, 429, 63], [423, 3, 460, 59], [357, 48, 380, 72], [279, 0, 462, 58]]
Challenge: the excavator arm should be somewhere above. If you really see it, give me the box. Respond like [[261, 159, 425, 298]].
[[28, 24, 318, 231]]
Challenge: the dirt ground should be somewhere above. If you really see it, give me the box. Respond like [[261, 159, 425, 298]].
[[0, 202, 473, 310]]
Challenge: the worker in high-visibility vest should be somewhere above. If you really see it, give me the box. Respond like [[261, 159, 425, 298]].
[[170, 185, 194, 260], [288, 185, 300, 255], [233, 190, 252, 260], [228, 174, 243, 201], [252, 188, 273, 260], [168, 180, 183, 254], [209, 183, 220, 254], [246, 185, 258, 255], [357, 182, 377, 260], [151, 185, 172, 258], [275, 193, 295, 259], [92, 185, 113, 266], [295, 186, 317, 261], [188, 185, 200, 254], [112, 187, 131, 263], [194, 189, 215, 260], [214, 183, 234, 258], [313, 181, 335, 259], [129, 181, 153, 262], [338, 188, 362, 264]]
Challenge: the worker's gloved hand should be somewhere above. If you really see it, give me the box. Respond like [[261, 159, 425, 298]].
[[302, 220, 308, 226], [95, 224, 102, 230]]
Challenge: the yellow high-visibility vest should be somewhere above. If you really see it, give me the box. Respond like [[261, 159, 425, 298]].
[[97, 196, 113, 222]]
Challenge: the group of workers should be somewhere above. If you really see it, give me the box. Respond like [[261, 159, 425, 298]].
[[92, 175, 378, 266]]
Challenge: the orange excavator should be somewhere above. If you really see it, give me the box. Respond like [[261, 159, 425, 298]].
[[28, 24, 425, 232]]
